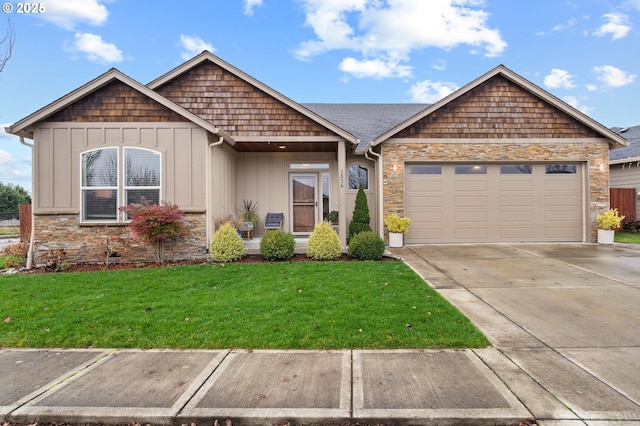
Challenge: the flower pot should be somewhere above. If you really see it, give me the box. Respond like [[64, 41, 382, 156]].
[[597, 229, 615, 245], [388, 232, 404, 248]]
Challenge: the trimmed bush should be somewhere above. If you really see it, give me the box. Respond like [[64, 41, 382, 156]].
[[307, 222, 342, 260], [210, 222, 246, 262], [348, 184, 372, 241], [348, 231, 386, 260], [260, 229, 295, 261]]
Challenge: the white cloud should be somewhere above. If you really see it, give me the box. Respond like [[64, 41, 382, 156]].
[[180, 35, 215, 60], [626, 0, 640, 11], [339, 56, 412, 78], [0, 126, 31, 187], [544, 68, 575, 89], [594, 13, 631, 40], [244, 0, 263, 16], [562, 96, 592, 116], [409, 80, 459, 103], [295, 0, 506, 78], [41, 0, 109, 30], [594, 65, 636, 88], [69, 32, 123, 64]]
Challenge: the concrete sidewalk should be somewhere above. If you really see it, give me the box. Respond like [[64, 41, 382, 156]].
[[1, 243, 639, 425]]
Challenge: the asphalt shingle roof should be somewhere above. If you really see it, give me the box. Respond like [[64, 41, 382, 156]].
[[303, 103, 428, 152], [610, 125, 640, 161]]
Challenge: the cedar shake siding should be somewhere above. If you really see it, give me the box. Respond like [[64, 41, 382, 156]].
[[154, 61, 335, 137], [47, 81, 188, 123], [393, 75, 606, 139]]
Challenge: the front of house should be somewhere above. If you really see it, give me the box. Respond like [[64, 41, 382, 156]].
[[6, 52, 627, 265]]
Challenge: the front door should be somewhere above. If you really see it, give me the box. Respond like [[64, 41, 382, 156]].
[[290, 174, 318, 234]]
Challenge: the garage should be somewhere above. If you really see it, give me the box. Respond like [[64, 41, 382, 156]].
[[405, 163, 584, 243]]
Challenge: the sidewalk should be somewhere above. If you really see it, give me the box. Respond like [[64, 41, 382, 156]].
[[1, 347, 532, 425]]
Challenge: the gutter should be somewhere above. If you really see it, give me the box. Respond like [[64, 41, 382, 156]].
[[18, 137, 35, 269], [365, 142, 384, 239], [206, 135, 225, 247]]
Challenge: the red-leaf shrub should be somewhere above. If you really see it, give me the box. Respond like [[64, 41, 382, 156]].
[[120, 199, 186, 263]]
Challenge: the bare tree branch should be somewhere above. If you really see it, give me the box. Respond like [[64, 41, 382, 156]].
[[0, 18, 15, 74]]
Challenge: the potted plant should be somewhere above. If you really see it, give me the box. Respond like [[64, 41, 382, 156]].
[[596, 208, 625, 245], [384, 213, 412, 247], [326, 210, 339, 232]]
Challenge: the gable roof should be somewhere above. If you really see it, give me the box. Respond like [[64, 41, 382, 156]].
[[303, 103, 428, 152], [5, 68, 233, 143], [371, 64, 628, 149], [610, 125, 640, 163], [147, 51, 359, 146]]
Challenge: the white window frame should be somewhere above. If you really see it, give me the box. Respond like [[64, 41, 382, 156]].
[[123, 147, 162, 220], [80, 146, 162, 223], [80, 147, 119, 223]]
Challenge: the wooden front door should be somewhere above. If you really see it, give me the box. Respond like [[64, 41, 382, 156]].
[[291, 174, 318, 234]]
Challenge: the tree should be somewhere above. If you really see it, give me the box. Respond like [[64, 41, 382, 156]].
[[348, 184, 372, 241], [0, 182, 31, 212], [120, 200, 186, 264], [1, 18, 15, 75]]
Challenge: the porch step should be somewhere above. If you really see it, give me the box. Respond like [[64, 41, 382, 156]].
[[244, 237, 308, 255]]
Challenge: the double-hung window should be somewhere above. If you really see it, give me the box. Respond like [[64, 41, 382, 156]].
[[81, 147, 161, 222]]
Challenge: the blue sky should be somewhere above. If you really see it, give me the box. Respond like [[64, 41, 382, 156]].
[[1, 0, 639, 191]]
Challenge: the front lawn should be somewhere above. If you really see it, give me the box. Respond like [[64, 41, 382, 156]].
[[0, 261, 489, 349], [615, 231, 640, 244]]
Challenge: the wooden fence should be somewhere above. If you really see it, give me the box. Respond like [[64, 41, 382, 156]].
[[610, 188, 636, 226], [19, 204, 31, 241]]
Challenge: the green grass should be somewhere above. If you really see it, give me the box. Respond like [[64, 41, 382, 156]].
[[0, 255, 25, 269], [615, 231, 640, 244], [0, 227, 19, 238], [0, 261, 489, 349]]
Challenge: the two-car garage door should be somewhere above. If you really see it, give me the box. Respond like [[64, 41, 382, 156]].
[[405, 163, 584, 243]]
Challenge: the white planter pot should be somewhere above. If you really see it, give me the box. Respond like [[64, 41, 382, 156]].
[[388, 232, 404, 248], [597, 229, 615, 245]]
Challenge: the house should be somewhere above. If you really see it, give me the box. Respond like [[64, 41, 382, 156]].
[[5, 51, 628, 264], [609, 125, 640, 222]]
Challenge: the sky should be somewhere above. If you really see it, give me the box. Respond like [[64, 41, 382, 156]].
[[0, 0, 639, 191]]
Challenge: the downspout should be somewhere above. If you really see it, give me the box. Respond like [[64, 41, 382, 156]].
[[19, 137, 35, 269], [365, 143, 384, 239], [206, 134, 224, 247]]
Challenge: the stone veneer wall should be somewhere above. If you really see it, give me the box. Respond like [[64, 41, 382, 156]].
[[33, 212, 208, 265], [382, 140, 610, 242]]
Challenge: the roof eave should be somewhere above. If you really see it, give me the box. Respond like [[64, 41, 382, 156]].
[[371, 64, 629, 149]]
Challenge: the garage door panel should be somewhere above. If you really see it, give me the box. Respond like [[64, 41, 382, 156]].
[[407, 180, 442, 192], [454, 181, 488, 191], [544, 195, 580, 206], [407, 196, 443, 208], [500, 227, 535, 239], [500, 195, 534, 207], [405, 162, 584, 243]]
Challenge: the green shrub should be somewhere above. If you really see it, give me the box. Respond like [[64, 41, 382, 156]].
[[348, 231, 386, 260], [260, 229, 295, 261], [348, 185, 372, 241], [307, 222, 342, 260], [210, 222, 246, 262]]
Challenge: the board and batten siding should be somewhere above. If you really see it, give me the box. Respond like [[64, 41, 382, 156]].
[[32, 122, 209, 213], [610, 163, 640, 221]]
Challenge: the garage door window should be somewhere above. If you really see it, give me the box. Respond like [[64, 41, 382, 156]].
[[455, 165, 487, 174], [409, 165, 442, 174], [545, 164, 577, 174], [500, 165, 532, 174]]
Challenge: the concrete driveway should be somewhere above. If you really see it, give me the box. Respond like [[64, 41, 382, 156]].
[[395, 243, 640, 423]]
